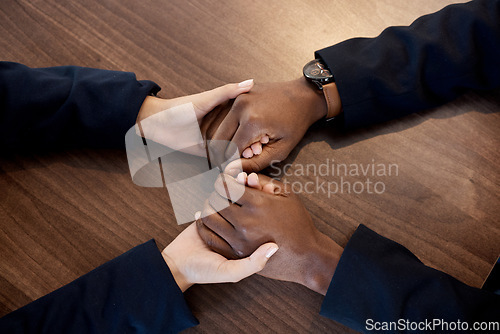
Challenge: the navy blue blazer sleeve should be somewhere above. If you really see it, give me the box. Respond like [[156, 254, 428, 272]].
[[320, 225, 500, 333], [0, 65, 197, 332], [315, 0, 500, 128], [0, 240, 198, 333], [0, 62, 160, 151]]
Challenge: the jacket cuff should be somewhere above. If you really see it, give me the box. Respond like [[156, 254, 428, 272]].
[[0, 240, 198, 333], [320, 224, 500, 332]]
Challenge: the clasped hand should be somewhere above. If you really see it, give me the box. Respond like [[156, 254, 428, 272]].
[[138, 79, 340, 295], [197, 172, 342, 295]]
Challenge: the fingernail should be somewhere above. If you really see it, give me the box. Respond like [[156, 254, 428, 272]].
[[265, 246, 279, 258], [236, 172, 247, 184], [242, 148, 253, 158], [194, 211, 201, 220], [248, 173, 259, 186], [238, 79, 253, 88], [251, 142, 262, 155], [260, 136, 269, 144]]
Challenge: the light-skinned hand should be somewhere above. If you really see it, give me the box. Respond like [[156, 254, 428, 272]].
[[136, 80, 255, 156], [162, 222, 278, 292]]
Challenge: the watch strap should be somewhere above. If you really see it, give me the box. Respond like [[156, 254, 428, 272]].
[[322, 82, 342, 119]]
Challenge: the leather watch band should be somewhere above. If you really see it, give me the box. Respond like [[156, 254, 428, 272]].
[[322, 82, 342, 119]]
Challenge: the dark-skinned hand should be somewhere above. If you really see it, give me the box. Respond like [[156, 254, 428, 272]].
[[205, 78, 328, 173], [196, 172, 343, 295]]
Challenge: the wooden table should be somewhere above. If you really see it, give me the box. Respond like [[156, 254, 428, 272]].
[[1, 1, 498, 333]]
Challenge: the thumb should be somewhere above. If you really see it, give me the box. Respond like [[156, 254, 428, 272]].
[[193, 79, 254, 116], [217, 243, 279, 283]]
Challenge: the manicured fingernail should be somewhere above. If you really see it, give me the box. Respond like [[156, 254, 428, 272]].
[[238, 79, 253, 88], [242, 148, 253, 158], [194, 211, 201, 220], [251, 142, 262, 155], [266, 246, 279, 258], [248, 173, 259, 186], [236, 172, 247, 184]]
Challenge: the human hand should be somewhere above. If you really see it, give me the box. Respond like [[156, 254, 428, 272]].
[[199, 99, 269, 165], [196, 173, 343, 295], [207, 77, 329, 172], [161, 222, 278, 292], [135, 79, 255, 156]]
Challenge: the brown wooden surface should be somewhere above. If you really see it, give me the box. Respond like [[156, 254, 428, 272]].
[[1, 0, 499, 333]]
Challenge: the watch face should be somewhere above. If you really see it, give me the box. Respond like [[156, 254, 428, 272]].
[[303, 59, 333, 82]]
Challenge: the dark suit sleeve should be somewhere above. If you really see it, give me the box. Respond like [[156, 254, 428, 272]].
[[320, 225, 500, 333], [0, 62, 160, 151], [315, 0, 500, 128], [0, 240, 199, 333]]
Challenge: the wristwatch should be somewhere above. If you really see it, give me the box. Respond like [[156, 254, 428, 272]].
[[303, 59, 342, 120]]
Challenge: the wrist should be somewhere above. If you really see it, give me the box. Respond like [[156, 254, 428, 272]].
[[292, 77, 329, 125], [137, 95, 163, 124], [300, 232, 343, 295], [161, 248, 193, 292]]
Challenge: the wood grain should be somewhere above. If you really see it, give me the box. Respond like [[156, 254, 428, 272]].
[[0, 0, 498, 333]]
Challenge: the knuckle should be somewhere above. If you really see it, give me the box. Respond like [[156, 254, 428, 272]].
[[232, 94, 249, 110], [244, 112, 261, 126], [224, 83, 236, 92], [204, 235, 220, 252], [255, 260, 266, 272], [195, 219, 208, 236], [227, 247, 242, 260], [274, 149, 289, 162], [248, 159, 263, 172], [232, 247, 245, 259], [201, 212, 216, 229], [230, 237, 254, 258], [238, 226, 248, 236], [234, 245, 253, 259]]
